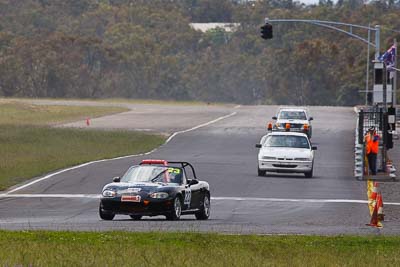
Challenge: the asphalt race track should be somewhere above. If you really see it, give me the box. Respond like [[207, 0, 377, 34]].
[[1, 103, 399, 234]]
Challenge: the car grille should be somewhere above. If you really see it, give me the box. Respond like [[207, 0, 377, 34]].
[[273, 164, 297, 168], [108, 202, 146, 213]]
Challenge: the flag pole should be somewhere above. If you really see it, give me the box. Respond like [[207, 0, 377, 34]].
[[366, 26, 371, 105]]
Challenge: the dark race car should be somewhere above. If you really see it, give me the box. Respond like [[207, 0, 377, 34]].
[[99, 159, 210, 221]]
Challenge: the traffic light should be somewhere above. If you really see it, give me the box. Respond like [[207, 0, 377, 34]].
[[261, 23, 273, 39]]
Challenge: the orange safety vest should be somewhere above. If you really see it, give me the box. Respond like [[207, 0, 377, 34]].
[[370, 134, 379, 154], [366, 134, 379, 155], [365, 134, 372, 154]]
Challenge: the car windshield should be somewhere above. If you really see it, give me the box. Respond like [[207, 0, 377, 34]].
[[278, 111, 307, 120], [263, 135, 310, 149], [120, 165, 183, 184]]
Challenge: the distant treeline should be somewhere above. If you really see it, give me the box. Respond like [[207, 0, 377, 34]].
[[0, 0, 400, 105]]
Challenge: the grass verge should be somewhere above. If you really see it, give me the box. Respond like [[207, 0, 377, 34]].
[[0, 126, 165, 190], [0, 231, 399, 266], [0, 101, 128, 125], [0, 101, 165, 190]]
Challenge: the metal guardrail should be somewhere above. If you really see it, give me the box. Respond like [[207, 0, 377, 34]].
[[354, 114, 365, 180]]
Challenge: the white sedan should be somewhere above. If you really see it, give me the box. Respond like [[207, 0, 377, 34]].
[[256, 132, 317, 178], [272, 107, 313, 138]]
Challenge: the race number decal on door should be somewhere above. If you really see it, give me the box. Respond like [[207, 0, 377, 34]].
[[184, 188, 191, 207]]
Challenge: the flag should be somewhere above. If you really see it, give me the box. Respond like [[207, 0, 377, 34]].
[[379, 45, 397, 78], [379, 45, 396, 69]]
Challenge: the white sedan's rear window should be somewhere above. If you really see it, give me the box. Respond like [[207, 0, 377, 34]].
[[278, 111, 307, 120]]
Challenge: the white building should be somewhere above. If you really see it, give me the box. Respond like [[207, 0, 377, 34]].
[[189, 23, 240, 33]]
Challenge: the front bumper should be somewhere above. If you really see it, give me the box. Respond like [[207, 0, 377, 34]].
[[100, 197, 174, 216], [258, 160, 313, 173]]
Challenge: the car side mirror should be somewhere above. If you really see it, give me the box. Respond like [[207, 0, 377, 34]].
[[113, 176, 120, 182], [312, 146, 317, 151], [272, 116, 277, 120], [309, 117, 313, 121], [188, 179, 199, 186], [255, 144, 262, 148]]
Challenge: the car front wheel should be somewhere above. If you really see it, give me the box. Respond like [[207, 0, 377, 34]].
[[166, 197, 182, 220], [99, 204, 115, 220], [195, 194, 210, 220], [304, 166, 313, 178], [258, 168, 266, 177]]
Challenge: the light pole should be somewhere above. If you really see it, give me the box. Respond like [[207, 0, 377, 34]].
[[374, 25, 381, 60]]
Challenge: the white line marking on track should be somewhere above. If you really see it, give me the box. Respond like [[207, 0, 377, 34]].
[[1, 194, 400, 206], [213, 197, 371, 204], [0, 194, 100, 199], [5, 111, 237, 194], [164, 112, 237, 144]]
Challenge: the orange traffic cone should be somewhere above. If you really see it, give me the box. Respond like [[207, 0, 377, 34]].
[[86, 118, 90, 126], [377, 192, 384, 222], [370, 182, 378, 200], [367, 200, 382, 228]]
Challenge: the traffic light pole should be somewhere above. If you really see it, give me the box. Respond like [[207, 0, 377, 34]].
[[266, 19, 380, 59], [266, 18, 381, 106]]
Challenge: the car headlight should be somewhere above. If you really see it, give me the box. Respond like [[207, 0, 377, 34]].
[[262, 156, 276, 160], [149, 192, 169, 199], [102, 190, 117, 197]]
